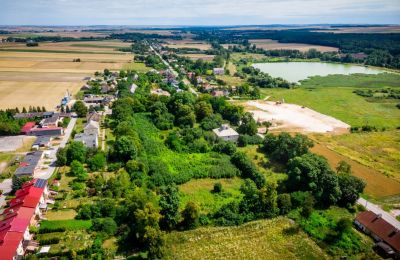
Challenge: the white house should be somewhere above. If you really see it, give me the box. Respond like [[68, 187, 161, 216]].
[[213, 124, 239, 142], [84, 120, 100, 136]]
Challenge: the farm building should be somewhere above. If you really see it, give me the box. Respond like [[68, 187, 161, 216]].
[[39, 114, 61, 128], [354, 211, 400, 258], [14, 151, 43, 177], [20, 122, 36, 135], [213, 124, 239, 142], [28, 127, 63, 137], [211, 90, 229, 97], [0, 179, 50, 259]]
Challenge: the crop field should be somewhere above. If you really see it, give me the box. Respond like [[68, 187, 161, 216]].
[[0, 40, 133, 110], [165, 217, 328, 259], [249, 39, 339, 52], [260, 74, 400, 129], [163, 40, 212, 50], [311, 130, 400, 196], [177, 53, 215, 61], [178, 178, 243, 214]]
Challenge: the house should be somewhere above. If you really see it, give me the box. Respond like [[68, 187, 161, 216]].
[[20, 122, 36, 135], [211, 90, 229, 97], [213, 68, 225, 75], [0, 179, 49, 259], [130, 83, 138, 94], [80, 84, 91, 91], [101, 83, 110, 94], [32, 136, 51, 148], [354, 211, 400, 258], [84, 120, 100, 136], [86, 112, 101, 123], [84, 96, 105, 105], [39, 114, 61, 128], [28, 127, 63, 137], [74, 133, 98, 148], [14, 151, 43, 177], [213, 124, 239, 142]]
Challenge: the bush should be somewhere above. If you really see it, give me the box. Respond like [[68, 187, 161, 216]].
[[38, 237, 60, 245], [237, 134, 263, 147], [212, 182, 222, 193]]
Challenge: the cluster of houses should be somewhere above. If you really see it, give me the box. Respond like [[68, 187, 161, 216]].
[[17, 111, 73, 137], [187, 71, 231, 97], [355, 211, 400, 258], [81, 72, 119, 95], [74, 112, 101, 148], [0, 179, 54, 259]]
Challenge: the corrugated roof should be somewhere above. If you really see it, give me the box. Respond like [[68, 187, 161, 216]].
[[356, 211, 400, 251]]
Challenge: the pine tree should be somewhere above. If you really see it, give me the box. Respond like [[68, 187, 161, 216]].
[[28, 106, 33, 112], [66, 105, 70, 113], [42, 106, 46, 112], [37, 106, 41, 112], [15, 107, 20, 113], [61, 106, 65, 113], [22, 107, 27, 113]]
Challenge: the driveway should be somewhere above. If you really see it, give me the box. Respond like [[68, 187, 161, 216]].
[[357, 197, 400, 229]]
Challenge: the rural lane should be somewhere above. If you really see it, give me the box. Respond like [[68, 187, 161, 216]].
[[357, 197, 400, 229]]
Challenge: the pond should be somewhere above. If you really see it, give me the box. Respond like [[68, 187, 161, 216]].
[[253, 62, 385, 82]]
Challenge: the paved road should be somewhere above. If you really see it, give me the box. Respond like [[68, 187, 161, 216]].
[[357, 197, 400, 229], [34, 117, 76, 180], [150, 45, 198, 96]]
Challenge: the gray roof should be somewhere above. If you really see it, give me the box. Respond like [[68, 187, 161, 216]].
[[74, 133, 98, 148], [213, 124, 239, 137], [15, 151, 43, 176], [33, 136, 51, 146]]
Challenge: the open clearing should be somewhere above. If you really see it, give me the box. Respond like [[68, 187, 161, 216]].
[[244, 100, 350, 133], [166, 217, 328, 259], [0, 41, 133, 110], [249, 39, 338, 52]]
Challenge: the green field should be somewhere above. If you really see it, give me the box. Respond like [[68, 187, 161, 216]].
[[260, 73, 400, 128], [122, 62, 151, 72], [178, 178, 243, 214], [165, 217, 328, 259]]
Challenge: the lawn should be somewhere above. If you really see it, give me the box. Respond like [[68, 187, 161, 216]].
[[46, 209, 77, 220], [40, 219, 92, 231], [216, 75, 244, 86], [165, 217, 328, 259], [260, 73, 400, 128], [178, 178, 243, 214]]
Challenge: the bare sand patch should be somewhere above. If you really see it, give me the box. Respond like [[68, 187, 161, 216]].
[[245, 100, 350, 134], [249, 39, 338, 53]]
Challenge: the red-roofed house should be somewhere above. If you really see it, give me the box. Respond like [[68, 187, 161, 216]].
[[0, 179, 49, 259], [355, 211, 400, 258], [20, 122, 36, 135]]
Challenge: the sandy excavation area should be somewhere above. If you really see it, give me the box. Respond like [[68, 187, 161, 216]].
[[246, 101, 350, 133]]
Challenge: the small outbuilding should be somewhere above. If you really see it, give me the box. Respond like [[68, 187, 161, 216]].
[[213, 124, 239, 142]]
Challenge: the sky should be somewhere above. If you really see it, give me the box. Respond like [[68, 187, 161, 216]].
[[0, 0, 399, 26]]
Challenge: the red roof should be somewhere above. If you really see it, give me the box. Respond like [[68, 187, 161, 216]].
[[356, 211, 400, 252], [0, 231, 23, 259], [21, 122, 36, 134]]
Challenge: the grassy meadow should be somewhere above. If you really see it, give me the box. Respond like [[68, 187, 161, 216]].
[[260, 73, 400, 128], [165, 217, 328, 259], [178, 178, 243, 214]]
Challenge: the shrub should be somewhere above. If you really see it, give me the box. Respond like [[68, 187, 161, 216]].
[[212, 182, 222, 193]]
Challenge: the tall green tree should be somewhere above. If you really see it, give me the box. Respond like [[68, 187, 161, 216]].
[[159, 185, 180, 230], [72, 101, 88, 118]]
